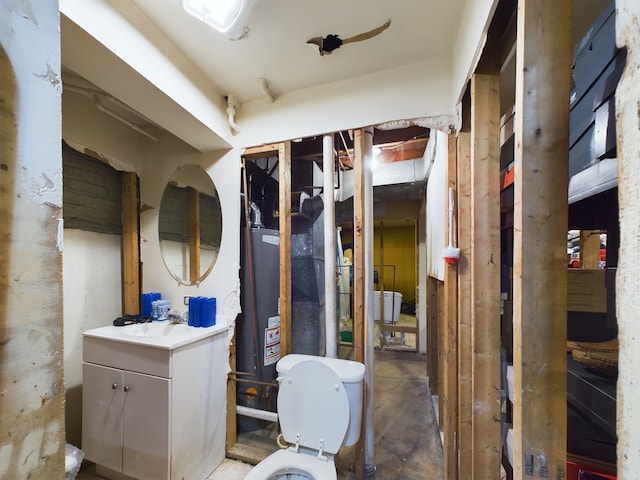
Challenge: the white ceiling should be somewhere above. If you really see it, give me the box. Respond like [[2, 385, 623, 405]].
[[60, 0, 612, 153], [128, 0, 467, 104]]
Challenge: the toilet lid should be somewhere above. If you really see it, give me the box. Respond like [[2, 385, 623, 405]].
[[278, 360, 350, 454]]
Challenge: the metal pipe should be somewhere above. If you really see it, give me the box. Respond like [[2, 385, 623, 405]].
[[95, 104, 158, 142], [241, 159, 259, 374], [323, 134, 338, 358], [363, 126, 376, 475], [236, 405, 278, 423], [228, 374, 279, 388]]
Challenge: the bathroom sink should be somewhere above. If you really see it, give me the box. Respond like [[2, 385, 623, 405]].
[[83, 316, 228, 350]]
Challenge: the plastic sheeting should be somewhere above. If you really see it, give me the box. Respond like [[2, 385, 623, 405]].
[[425, 130, 449, 281]]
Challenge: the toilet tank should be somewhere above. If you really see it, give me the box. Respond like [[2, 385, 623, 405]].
[[277, 354, 365, 447]]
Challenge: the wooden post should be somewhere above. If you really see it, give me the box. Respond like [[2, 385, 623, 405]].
[[278, 141, 292, 357], [513, 1, 571, 478], [353, 129, 366, 479], [442, 133, 459, 480], [121, 171, 140, 315], [427, 276, 439, 395], [188, 187, 201, 283], [226, 330, 237, 452], [580, 230, 601, 269], [457, 126, 473, 478], [470, 63, 501, 477], [456, 99, 473, 478]]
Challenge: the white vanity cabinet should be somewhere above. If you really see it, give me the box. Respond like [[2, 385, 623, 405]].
[[82, 320, 229, 480], [82, 363, 170, 479]]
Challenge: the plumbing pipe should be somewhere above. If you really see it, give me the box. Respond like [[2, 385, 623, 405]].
[[363, 126, 376, 475], [259, 77, 274, 103], [236, 405, 278, 423], [227, 94, 241, 133], [241, 160, 259, 374], [96, 104, 158, 142], [443, 187, 460, 264], [65, 84, 159, 142], [323, 134, 338, 358], [249, 201, 264, 228]]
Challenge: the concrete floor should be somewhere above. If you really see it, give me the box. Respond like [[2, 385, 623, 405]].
[[222, 346, 444, 479], [77, 344, 444, 479]]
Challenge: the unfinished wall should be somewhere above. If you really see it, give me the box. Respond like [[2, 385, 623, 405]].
[[615, 1, 640, 477], [0, 2, 64, 477]]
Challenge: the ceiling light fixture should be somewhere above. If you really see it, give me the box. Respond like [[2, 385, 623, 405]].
[[182, 0, 246, 33]]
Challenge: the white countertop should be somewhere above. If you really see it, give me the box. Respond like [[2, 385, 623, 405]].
[[83, 315, 228, 350]]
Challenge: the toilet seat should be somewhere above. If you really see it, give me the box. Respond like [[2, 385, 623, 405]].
[[278, 360, 350, 455], [244, 448, 337, 480], [246, 360, 351, 479]]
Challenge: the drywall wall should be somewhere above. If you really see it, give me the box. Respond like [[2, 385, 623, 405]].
[[61, 89, 241, 450], [138, 137, 241, 321], [63, 230, 123, 447], [235, 56, 457, 149], [0, 2, 65, 477], [66, 110, 243, 323], [451, 0, 499, 104]]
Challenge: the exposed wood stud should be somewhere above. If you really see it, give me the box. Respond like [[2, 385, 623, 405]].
[[512, 0, 571, 478], [353, 128, 366, 479], [278, 141, 292, 357], [226, 331, 238, 452], [580, 230, 601, 269], [242, 143, 281, 160], [457, 109, 473, 479], [189, 187, 201, 283], [121, 171, 140, 315], [470, 68, 502, 478], [427, 276, 439, 395], [442, 133, 459, 480]]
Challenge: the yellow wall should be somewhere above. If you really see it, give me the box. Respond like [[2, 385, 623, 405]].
[[341, 224, 416, 305]]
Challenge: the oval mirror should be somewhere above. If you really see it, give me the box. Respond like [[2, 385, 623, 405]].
[[158, 165, 222, 285]]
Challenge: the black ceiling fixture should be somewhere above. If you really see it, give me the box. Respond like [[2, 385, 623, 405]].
[[306, 19, 391, 56]]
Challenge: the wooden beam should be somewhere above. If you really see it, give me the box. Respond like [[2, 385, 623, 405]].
[[226, 331, 237, 452], [189, 187, 201, 283], [470, 68, 502, 478], [457, 110, 473, 479], [512, 0, 571, 478], [278, 141, 292, 357], [580, 230, 601, 269], [121, 171, 139, 315], [442, 133, 459, 480], [353, 128, 366, 479], [242, 143, 281, 160]]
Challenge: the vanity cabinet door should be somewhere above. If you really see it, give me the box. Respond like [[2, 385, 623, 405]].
[[82, 363, 124, 473], [121, 370, 170, 479]]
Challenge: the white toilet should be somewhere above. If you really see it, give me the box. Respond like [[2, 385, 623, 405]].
[[245, 354, 366, 480]]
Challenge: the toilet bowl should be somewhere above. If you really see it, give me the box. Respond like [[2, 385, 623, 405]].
[[245, 354, 365, 480], [244, 449, 337, 479]]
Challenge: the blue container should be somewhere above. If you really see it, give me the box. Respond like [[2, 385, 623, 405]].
[[202, 297, 217, 327], [188, 297, 201, 327], [141, 292, 161, 320]]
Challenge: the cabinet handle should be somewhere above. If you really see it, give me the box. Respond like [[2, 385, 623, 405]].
[[111, 383, 118, 390], [123, 385, 130, 392]]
